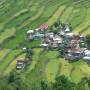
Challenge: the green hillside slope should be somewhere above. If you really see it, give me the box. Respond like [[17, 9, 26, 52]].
[[0, 0, 90, 90]]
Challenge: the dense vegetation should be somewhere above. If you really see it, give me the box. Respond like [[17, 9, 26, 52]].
[[0, 71, 90, 90], [0, 0, 90, 90]]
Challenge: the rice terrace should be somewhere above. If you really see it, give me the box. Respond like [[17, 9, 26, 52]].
[[0, 0, 90, 90]]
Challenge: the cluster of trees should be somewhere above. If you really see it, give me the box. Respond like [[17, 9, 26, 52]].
[[49, 21, 72, 34], [48, 21, 62, 34], [25, 48, 33, 59], [0, 70, 90, 90], [41, 76, 90, 90]]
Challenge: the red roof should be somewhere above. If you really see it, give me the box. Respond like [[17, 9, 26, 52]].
[[39, 23, 48, 30]]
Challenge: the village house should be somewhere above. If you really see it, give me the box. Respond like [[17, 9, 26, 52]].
[[63, 24, 71, 33], [16, 58, 29, 70], [59, 24, 71, 36], [27, 30, 34, 34], [32, 33, 44, 40], [42, 33, 63, 49], [27, 30, 44, 40], [64, 32, 74, 40], [16, 58, 27, 69], [65, 46, 86, 61], [27, 30, 34, 40], [72, 34, 86, 42], [44, 32, 54, 43], [50, 35, 62, 48], [40, 43, 49, 48], [45, 32, 54, 38], [83, 50, 90, 60], [16, 60, 25, 69], [65, 54, 77, 61], [39, 23, 48, 31]]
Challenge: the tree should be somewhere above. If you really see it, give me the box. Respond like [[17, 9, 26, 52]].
[[87, 77, 90, 89], [58, 46, 65, 58], [52, 76, 76, 90], [25, 48, 33, 60], [41, 81, 48, 90], [59, 50, 64, 58], [54, 21, 62, 29], [8, 70, 17, 83], [8, 70, 31, 90], [76, 81, 87, 90], [0, 75, 16, 90]]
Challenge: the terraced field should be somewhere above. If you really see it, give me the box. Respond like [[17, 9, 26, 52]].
[[0, 0, 90, 86]]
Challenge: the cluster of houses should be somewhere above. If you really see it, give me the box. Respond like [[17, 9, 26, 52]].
[[16, 23, 90, 69], [26, 23, 90, 62], [42, 33, 62, 48], [15, 23, 87, 69], [27, 23, 48, 40], [27, 23, 63, 49], [59, 24, 90, 61]]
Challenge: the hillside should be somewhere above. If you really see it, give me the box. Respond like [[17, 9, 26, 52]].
[[0, 0, 90, 90]]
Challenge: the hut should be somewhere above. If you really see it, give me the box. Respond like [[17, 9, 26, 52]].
[[16, 58, 27, 69]]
